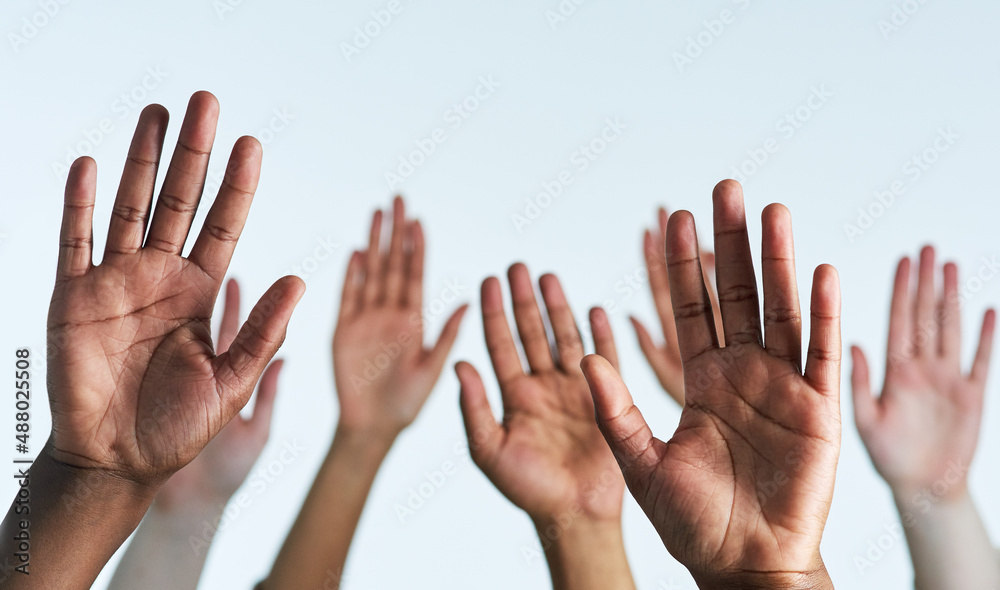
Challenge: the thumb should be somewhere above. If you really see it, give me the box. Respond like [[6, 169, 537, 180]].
[[248, 359, 284, 437], [456, 361, 502, 470], [581, 354, 662, 477], [215, 276, 305, 414], [850, 345, 877, 437], [425, 304, 469, 374]]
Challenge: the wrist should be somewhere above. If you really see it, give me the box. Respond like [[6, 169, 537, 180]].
[[531, 511, 623, 545], [149, 493, 229, 521], [329, 423, 397, 464], [531, 515, 633, 590], [39, 442, 160, 512], [692, 562, 834, 590], [892, 478, 970, 513]]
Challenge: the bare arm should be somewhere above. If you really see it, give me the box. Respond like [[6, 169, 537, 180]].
[[261, 197, 466, 590], [0, 92, 302, 589], [457, 267, 635, 590], [583, 181, 841, 589], [853, 248, 998, 589], [108, 280, 285, 590]]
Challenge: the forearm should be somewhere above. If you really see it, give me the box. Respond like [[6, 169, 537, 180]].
[[533, 516, 635, 590], [894, 489, 1000, 590], [107, 500, 225, 590], [261, 425, 395, 590], [0, 445, 156, 589]]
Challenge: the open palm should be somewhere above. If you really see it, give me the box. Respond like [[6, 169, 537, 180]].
[[458, 265, 624, 523], [852, 248, 995, 500], [153, 279, 285, 508], [583, 181, 841, 586], [333, 197, 467, 434], [46, 93, 303, 486]]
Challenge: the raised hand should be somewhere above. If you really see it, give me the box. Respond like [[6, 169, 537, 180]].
[[1, 91, 302, 590], [457, 265, 634, 590], [853, 247, 995, 500], [262, 197, 467, 590], [48, 92, 304, 490], [46, 92, 303, 486], [851, 247, 998, 589], [154, 279, 284, 510], [630, 206, 722, 404], [108, 279, 285, 590], [333, 196, 467, 436], [583, 180, 841, 590]]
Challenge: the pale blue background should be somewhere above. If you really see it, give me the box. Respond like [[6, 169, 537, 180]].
[[1, 1, 999, 588]]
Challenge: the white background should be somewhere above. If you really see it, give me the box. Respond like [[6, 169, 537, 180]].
[[2, 1, 999, 588]]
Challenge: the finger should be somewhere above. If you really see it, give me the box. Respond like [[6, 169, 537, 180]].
[[939, 262, 961, 360], [581, 355, 663, 476], [425, 304, 470, 374], [630, 316, 683, 405], [144, 91, 220, 254], [657, 206, 669, 236], [362, 210, 383, 304], [481, 277, 525, 386], [886, 257, 913, 367], [508, 263, 555, 373], [538, 274, 584, 371], [665, 211, 718, 364], [970, 309, 996, 385], [701, 251, 725, 345], [187, 136, 262, 282], [644, 227, 678, 358], [761, 204, 802, 370], [104, 104, 168, 257], [589, 307, 620, 372], [404, 221, 425, 310], [913, 246, 938, 357], [214, 276, 306, 411], [850, 346, 877, 437], [57, 157, 97, 281], [338, 250, 365, 320], [712, 180, 762, 346], [217, 278, 241, 353], [248, 359, 283, 436], [804, 264, 842, 395], [384, 196, 408, 305], [456, 362, 504, 469]]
